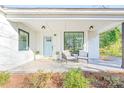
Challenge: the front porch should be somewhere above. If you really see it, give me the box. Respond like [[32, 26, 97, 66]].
[[1, 7, 124, 72], [8, 57, 123, 73]]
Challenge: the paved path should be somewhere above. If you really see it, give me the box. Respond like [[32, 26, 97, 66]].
[[7, 57, 124, 73]]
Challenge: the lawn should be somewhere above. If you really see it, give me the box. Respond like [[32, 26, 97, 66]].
[[1, 69, 124, 88]]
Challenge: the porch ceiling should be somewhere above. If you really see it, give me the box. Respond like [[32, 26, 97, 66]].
[[5, 8, 123, 33], [9, 20, 121, 33]]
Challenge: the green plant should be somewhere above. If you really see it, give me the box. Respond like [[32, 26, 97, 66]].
[[100, 27, 121, 48], [56, 51, 60, 55], [63, 68, 90, 88], [100, 26, 122, 57], [103, 74, 124, 88], [51, 73, 64, 88], [34, 51, 40, 55], [0, 72, 10, 86], [27, 70, 52, 88], [34, 51, 40, 60], [100, 38, 122, 57]]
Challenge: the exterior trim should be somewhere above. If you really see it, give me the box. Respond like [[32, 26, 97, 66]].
[[7, 18, 124, 21]]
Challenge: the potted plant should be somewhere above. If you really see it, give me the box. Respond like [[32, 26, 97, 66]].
[[34, 51, 40, 60], [56, 51, 60, 60]]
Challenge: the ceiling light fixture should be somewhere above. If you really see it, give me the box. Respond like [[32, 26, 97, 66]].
[[89, 25, 94, 31], [41, 25, 45, 29]]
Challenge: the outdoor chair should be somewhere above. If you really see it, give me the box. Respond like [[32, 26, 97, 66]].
[[78, 50, 89, 63], [62, 50, 78, 63]]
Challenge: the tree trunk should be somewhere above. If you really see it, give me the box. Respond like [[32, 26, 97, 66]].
[[121, 23, 124, 68]]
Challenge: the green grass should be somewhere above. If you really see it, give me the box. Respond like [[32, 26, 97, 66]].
[[0, 72, 10, 86]]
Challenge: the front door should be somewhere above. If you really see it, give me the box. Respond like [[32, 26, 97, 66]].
[[43, 36, 53, 57]]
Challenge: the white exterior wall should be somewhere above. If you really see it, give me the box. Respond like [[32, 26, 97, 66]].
[[35, 21, 98, 59], [0, 11, 37, 70], [36, 22, 65, 57]]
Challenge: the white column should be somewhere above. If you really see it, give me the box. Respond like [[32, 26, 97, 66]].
[[88, 31, 99, 59]]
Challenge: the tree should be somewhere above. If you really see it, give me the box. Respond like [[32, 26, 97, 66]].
[[100, 27, 121, 48]]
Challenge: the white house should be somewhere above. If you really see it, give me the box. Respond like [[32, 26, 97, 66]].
[[0, 6, 124, 70]]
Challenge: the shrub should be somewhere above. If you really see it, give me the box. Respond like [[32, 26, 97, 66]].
[[0, 72, 10, 86], [100, 27, 121, 48], [63, 68, 90, 88], [100, 39, 122, 57], [90, 72, 124, 88], [100, 26, 122, 57], [103, 74, 124, 88], [25, 71, 52, 88], [51, 73, 64, 87]]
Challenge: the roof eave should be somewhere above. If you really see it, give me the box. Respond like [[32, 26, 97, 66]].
[[1, 7, 124, 15]]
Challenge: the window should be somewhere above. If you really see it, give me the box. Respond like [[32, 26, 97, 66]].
[[64, 32, 84, 54], [18, 29, 29, 51]]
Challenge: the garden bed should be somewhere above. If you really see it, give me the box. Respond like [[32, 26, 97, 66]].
[[1, 70, 124, 88]]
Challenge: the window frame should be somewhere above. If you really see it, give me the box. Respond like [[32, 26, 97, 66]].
[[64, 31, 84, 52], [18, 28, 29, 51]]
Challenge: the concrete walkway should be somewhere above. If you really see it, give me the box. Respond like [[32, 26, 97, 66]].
[[7, 57, 124, 73]]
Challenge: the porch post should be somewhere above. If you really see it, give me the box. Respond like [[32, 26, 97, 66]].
[[121, 23, 124, 68]]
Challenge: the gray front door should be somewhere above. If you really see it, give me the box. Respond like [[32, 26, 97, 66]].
[[43, 36, 53, 57]]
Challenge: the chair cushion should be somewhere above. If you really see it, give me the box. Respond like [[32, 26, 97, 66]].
[[79, 50, 88, 57], [67, 56, 77, 60], [63, 50, 71, 57], [78, 56, 88, 59]]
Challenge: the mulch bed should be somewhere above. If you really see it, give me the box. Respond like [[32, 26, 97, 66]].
[[2, 74, 30, 88], [2, 71, 124, 88]]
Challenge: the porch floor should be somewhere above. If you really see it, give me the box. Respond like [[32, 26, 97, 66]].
[[7, 57, 124, 73]]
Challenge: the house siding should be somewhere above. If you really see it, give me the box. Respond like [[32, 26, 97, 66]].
[[0, 11, 37, 70], [36, 21, 99, 59]]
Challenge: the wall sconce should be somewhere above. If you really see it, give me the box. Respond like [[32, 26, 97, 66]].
[[41, 25, 46, 29]]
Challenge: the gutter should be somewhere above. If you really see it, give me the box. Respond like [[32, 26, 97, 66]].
[[0, 7, 6, 14]]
